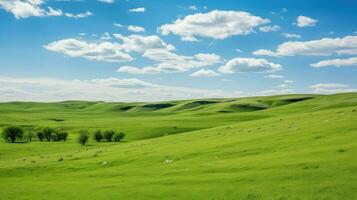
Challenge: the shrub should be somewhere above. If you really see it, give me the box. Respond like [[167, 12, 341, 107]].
[[2, 126, 24, 143], [104, 130, 115, 142], [56, 131, 68, 142], [37, 132, 45, 141], [93, 130, 103, 142], [114, 132, 125, 142], [43, 127, 55, 141], [78, 130, 89, 146]]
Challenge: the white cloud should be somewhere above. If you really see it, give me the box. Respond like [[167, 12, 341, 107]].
[[159, 10, 270, 41], [44, 39, 133, 62], [188, 5, 197, 11], [264, 74, 284, 79], [113, 34, 175, 53], [295, 15, 318, 27], [128, 7, 145, 13], [100, 32, 112, 40], [113, 23, 123, 28], [118, 50, 223, 74], [117, 66, 160, 74], [218, 58, 282, 74], [98, 0, 114, 3], [259, 25, 280, 32], [311, 57, 357, 68], [309, 83, 357, 94], [0, 76, 234, 102], [65, 11, 92, 18], [253, 35, 357, 57], [278, 80, 294, 88], [190, 69, 219, 77], [127, 25, 145, 33], [0, 0, 92, 19], [282, 33, 301, 39]]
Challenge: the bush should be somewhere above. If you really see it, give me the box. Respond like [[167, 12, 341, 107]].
[[59, 132, 69, 142], [43, 127, 55, 141], [37, 132, 45, 141], [93, 130, 103, 142], [104, 130, 115, 142], [2, 126, 24, 143], [78, 130, 89, 146], [114, 132, 125, 142]]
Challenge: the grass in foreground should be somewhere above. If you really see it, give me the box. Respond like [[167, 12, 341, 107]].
[[0, 93, 356, 199]]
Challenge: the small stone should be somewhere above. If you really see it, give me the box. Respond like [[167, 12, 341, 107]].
[[58, 157, 63, 161]]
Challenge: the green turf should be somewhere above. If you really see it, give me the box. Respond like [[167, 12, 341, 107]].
[[0, 93, 356, 199]]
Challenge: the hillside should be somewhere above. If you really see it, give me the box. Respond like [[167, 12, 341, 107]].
[[0, 93, 356, 199]]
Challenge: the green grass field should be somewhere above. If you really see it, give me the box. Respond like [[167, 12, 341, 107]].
[[0, 93, 356, 199]]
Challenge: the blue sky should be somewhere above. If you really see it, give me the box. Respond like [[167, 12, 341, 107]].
[[0, 0, 356, 102]]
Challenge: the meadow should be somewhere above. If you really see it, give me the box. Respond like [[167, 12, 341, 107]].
[[0, 93, 356, 199]]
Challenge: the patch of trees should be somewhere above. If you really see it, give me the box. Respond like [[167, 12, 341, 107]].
[[2, 126, 126, 146], [1, 126, 68, 143], [92, 130, 125, 143]]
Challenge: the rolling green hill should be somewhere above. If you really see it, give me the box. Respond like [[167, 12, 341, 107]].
[[0, 93, 356, 199]]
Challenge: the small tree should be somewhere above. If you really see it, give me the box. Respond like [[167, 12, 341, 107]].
[[27, 132, 35, 142], [37, 131, 45, 141], [60, 132, 69, 142], [104, 130, 115, 142], [114, 132, 125, 142], [93, 130, 103, 142], [2, 126, 24, 143], [43, 127, 55, 141], [78, 130, 89, 146]]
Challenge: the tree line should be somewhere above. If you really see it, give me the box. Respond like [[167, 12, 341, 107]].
[[1, 126, 125, 146]]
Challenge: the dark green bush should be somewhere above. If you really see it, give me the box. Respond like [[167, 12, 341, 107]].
[[2, 126, 24, 143], [93, 130, 103, 142], [104, 130, 115, 142], [78, 130, 89, 146], [114, 132, 125, 142]]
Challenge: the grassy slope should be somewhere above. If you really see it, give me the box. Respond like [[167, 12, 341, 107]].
[[0, 93, 356, 199]]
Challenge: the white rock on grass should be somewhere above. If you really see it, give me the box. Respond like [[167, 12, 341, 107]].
[[163, 159, 174, 164]]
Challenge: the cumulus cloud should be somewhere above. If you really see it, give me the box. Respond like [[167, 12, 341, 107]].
[[44, 39, 133, 62], [311, 57, 357, 68], [128, 7, 145, 12], [282, 33, 301, 39], [159, 10, 270, 41], [295, 15, 318, 27], [259, 25, 280, 32], [0, 76, 234, 102], [253, 35, 357, 57], [113, 34, 175, 53], [190, 69, 219, 77], [0, 0, 92, 19], [309, 83, 357, 94], [127, 25, 145, 33], [218, 58, 282, 74], [118, 50, 223, 74]]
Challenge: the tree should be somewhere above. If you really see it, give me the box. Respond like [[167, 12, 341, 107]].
[[93, 130, 103, 142], [2, 126, 24, 143], [114, 132, 125, 142], [60, 132, 68, 142], [27, 132, 35, 142], [104, 130, 115, 142], [37, 131, 45, 141], [43, 127, 55, 141], [78, 130, 89, 146]]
